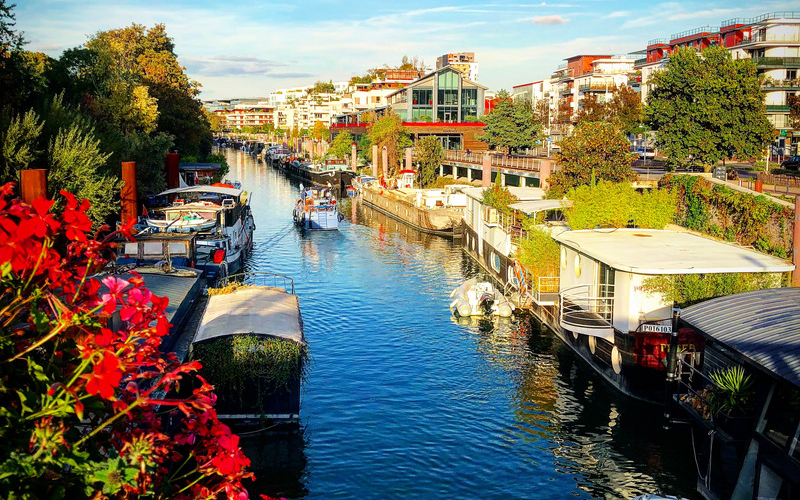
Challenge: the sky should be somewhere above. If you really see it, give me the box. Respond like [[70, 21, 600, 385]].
[[14, 0, 794, 100]]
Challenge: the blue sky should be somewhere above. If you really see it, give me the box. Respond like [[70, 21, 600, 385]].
[[14, 0, 792, 99]]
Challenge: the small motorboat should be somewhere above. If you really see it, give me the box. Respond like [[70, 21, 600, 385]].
[[293, 184, 343, 230], [449, 278, 514, 317]]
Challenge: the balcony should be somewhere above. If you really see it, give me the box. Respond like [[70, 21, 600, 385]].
[[670, 25, 715, 42], [559, 284, 615, 339], [762, 79, 800, 90], [559, 87, 574, 96], [721, 11, 800, 30], [578, 84, 612, 93], [766, 104, 791, 112], [753, 56, 800, 68], [735, 35, 800, 47], [647, 38, 668, 47]]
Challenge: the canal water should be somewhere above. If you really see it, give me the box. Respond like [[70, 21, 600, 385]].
[[222, 150, 698, 500]]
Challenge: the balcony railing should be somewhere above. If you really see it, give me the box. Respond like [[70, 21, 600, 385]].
[[721, 11, 800, 29], [766, 104, 791, 112], [670, 25, 715, 42], [578, 84, 612, 93], [762, 79, 800, 90], [647, 38, 668, 46], [435, 150, 542, 172], [532, 277, 560, 306], [559, 87, 574, 95], [735, 35, 800, 47], [634, 57, 647, 66], [559, 284, 615, 339], [753, 56, 800, 68]]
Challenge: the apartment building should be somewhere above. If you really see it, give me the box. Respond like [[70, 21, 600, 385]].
[[637, 11, 800, 153], [436, 52, 479, 82], [214, 105, 275, 131]]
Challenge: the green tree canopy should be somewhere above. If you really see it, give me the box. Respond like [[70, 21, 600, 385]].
[[367, 113, 411, 175], [415, 135, 443, 187], [646, 46, 773, 170], [548, 121, 636, 196], [311, 120, 329, 141], [563, 180, 675, 230], [479, 90, 542, 154], [329, 130, 354, 160]]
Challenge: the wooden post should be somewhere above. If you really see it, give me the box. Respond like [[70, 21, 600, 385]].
[[166, 153, 180, 189], [351, 143, 357, 172], [121, 162, 138, 224], [372, 145, 379, 178], [540, 160, 552, 191], [382, 146, 388, 180], [482, 154, 491, 187], [794, 197, 800, 287], [20, 169, 47, 204]]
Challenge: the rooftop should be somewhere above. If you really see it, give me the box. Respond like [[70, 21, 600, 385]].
[[554, 228, 795, 274], [680, 287, 800, 388]]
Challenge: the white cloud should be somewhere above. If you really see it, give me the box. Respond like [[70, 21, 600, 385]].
[[606, 10, 629, 18], [532, 15, 569, 24]]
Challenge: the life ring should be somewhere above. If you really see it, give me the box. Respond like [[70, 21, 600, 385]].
[[512, 259, 528, 294]]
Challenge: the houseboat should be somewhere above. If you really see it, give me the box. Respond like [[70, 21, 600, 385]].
[[282, 158, 356, 199], [360, 182, 472, 238], [293, 184, 342, 230], [148, 185, 255, 275], [189, 278, 305, 425], [669, 288, 800, 500], [549, 229, 793, 404]]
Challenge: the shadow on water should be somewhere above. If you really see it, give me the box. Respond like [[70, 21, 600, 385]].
[[240, 428, 308, 499]]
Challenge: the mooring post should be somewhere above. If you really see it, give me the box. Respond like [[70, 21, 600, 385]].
[[540, 160, 552, 190], [20, 169, 48, 204], [405, 147, 413, 172], [372, 145, 379, 178], [382, 146, 388, 181], [121, 162, 138, 224], [351, 143, 357, 172], [482, 154, 491, 187]]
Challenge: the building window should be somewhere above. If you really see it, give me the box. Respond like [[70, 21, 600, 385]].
[[412, 88, 432, 106]]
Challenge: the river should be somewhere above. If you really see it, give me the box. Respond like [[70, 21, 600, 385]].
[[221, 149, 698, 500]]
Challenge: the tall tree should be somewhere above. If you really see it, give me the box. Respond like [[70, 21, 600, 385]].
[[329, 130, 353, 160], [574, 93, 605, 123], [646, 46, 773, 170], [606, 84, 644, 135], [415, 135, 444, 187], [479, 90, 542, 154], [552, 98, 573, 136], [548, 121, 636, 196], [789, 94, 800, 130], [312, 120, 329, 141], [367, 113, 411, 175]]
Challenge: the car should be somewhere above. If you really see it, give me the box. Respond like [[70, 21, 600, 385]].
[[635, 147, 656, 159], [780, 155, 800, 171]]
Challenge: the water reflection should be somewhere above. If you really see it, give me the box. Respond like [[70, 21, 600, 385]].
[[222, 149, 696, 500]]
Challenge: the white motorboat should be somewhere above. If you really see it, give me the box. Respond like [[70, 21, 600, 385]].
[[351, 175, 377, 194], [293, 184, 342, 230], [449, 278, 514, 317]]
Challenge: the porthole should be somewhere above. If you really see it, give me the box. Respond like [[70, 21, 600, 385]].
[[611, 346, 622, 374], [491, 252, 501, 273], [561, 247, 567, 270], [589, 335, 596, 355], [574, 254, 582, 278]]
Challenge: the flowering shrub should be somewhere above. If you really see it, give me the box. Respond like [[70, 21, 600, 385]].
[[0, 183, 253, 499]]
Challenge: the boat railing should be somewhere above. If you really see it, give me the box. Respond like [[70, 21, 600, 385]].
[[531, 276, 560, 306], [220, 271, 296, 294], [559, 283, 615, 335], [673, 358, 729, 425]]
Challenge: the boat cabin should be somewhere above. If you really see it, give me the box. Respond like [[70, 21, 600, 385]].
[[190, 286, 305, 424], [397, 170, 417, 189], [672, 288, 800, 500], [179, 162, 221, 186], [553, 229, 794, 399]]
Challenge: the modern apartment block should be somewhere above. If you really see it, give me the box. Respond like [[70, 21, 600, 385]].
[[638, 11, 800, 154], [436, 52, 479, 82]]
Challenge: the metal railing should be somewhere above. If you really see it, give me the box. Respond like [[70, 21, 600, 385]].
[[559, 283, 615, 332], [433, 150, 543, 172], [670, 25, 715, 41], [762, 79, 800, 89], [578, 84, 612, 93], [735, 34, 800, 47], [647, 38, 668, 46], [532, 276, 560, 306], [765, 104, 791, 112], [753, 56, 800, 68], [721, 11, 800, 29], [220, 271, 296, 294]]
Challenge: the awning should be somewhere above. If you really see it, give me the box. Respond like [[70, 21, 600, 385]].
[[158, 185, 243, 198]]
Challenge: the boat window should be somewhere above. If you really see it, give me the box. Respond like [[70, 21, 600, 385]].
[[124, 242, 138, 256], [168, 242, 188, 256], [491, 252, 501, 272], [143, 242, 162, 255], [761, 381, 800, 451]]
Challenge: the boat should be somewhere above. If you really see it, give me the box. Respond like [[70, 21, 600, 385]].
[[149, 185, 255, 275], [449, 278, 514, 317], [280, 158, 356, 199], [360, 182, 465, 238], [293, 184, 342, 230], [189, 275, 305, 425], [351, 175, 377, 194], [667, 288, 800, 500]]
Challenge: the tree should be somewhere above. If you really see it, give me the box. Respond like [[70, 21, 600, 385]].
[[574, 93, 605, 123], [548, 121, 636, 196], [479, 90, 542, 154], [415, 135, 444, 187], [367, 113, 411, 176], [552, 98, 573, 136], [533, 99, 549, 130], [329, 130, 354, 160], [646, 46, 773, 170], [789, 94, 800, 130], [606, 84, 644, 135], [312, 120, 329, 141]]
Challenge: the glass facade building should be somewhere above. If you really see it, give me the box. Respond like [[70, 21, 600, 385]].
[[388, 67, 487, 124]]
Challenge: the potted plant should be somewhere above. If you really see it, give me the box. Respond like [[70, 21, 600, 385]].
[[708, 365, 755, 438]]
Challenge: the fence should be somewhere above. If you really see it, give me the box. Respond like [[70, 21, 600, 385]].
[[220, 271, 296, 294], [437, 150, 543, 172], [756, 172, 800, 189]]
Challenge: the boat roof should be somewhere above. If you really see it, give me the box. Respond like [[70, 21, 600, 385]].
[[680, 287, 800, 388], [179, 163, 221, 171], [463, 186, 546, 202], [158, 185, 243, 197], [193, 287, 305, 345], [509, 199, 572, 214], [554, 229, 795, 274]]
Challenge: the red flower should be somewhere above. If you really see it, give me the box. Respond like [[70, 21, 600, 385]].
[[85, 351, 123, 400]]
